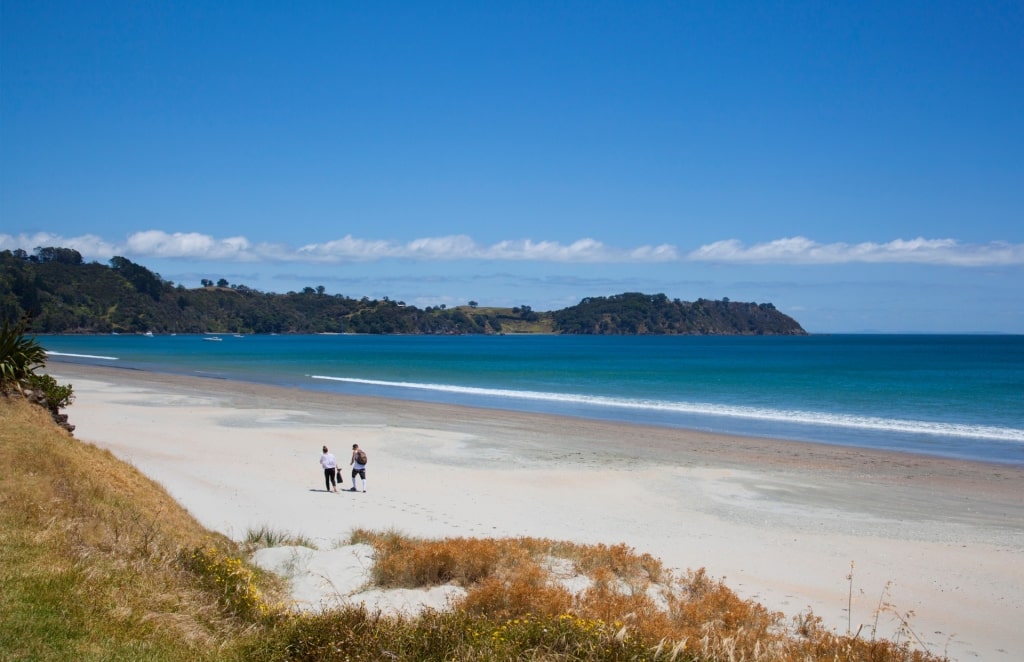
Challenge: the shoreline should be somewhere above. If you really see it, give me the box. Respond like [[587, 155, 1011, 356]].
[[41, 334, 1024, 468], [50, 362, 1024, 660], [49, 354, 1024, 470]]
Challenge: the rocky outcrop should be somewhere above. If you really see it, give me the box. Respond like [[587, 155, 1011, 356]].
[[5, 387, 75, 435]]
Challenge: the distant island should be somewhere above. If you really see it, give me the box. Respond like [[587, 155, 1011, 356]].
[[1, 247, 806, 336]]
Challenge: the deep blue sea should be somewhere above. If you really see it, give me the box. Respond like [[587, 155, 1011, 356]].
[[41, 334, 1024, 466]]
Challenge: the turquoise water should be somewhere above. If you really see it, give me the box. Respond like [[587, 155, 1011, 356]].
[[41, 334, 1024, 466]]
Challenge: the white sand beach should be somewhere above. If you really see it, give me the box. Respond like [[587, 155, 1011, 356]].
[[52, 363, 1024, 661]]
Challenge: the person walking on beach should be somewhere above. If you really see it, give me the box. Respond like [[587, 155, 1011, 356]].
[[320, 445, 338, 493], [349, 443, 367, 492]]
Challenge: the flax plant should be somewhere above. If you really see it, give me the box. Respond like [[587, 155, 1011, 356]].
[[0, 317, 47, 391]]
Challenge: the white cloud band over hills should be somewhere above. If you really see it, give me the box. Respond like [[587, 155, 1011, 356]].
[[2, 231, 1022, 267], [688, 237, 1024, 266]]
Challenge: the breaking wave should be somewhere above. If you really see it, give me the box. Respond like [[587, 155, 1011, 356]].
[[310, 375, 1024, 443]]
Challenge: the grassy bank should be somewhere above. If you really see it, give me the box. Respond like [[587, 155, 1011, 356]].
[[1, 397, 947, 661], [0, 397, 275, 660]]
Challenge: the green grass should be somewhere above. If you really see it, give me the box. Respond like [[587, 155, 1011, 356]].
[[1, 396, 950, 661], [452, 305, 556, 333], [244, 525, 319, 551]]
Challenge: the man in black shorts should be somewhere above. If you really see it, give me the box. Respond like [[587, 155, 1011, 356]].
[[349, 443, 367, 492]]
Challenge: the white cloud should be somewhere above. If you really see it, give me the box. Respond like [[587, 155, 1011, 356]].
[[406, 235, 481, 259], [297, 235, 405, 261], [688, 237, 1024, 266], [0, 232, 119, 259], [124, 230, 253, 260], [4, 231, 1021, 267], [296, 234, 674, 263], [0, 231, 291, 263], [488, 238, 679, 262]]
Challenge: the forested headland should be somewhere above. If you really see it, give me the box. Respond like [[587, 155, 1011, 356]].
[[0, 247, 806, 336]]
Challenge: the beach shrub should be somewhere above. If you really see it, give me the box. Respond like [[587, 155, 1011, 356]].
[[0, 316, 74, 413], [25, 372, 75, 410]]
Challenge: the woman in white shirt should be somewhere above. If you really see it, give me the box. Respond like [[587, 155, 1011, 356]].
[[320, 446, 338, 493]]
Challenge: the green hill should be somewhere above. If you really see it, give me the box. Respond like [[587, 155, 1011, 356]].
[[1, 247, 805, 335]]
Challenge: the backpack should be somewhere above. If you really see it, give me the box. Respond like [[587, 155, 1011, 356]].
[[356, 449, 367, 465]]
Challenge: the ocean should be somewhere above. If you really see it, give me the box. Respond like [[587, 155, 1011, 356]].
[[41, 333, 1024, 466]]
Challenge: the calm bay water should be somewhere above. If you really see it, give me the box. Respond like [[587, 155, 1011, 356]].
[[41, 333, 1024, 466]]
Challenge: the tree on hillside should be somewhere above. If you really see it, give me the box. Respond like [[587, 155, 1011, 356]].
[[109, 256, 164, 300], [35, 247, 83, 265]]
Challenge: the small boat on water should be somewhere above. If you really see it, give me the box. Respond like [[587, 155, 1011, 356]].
[[202, 336, 223, 342], [143, 331, 154, 337]]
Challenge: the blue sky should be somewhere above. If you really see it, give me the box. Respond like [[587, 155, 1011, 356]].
[[2, 1, 1022, 333]]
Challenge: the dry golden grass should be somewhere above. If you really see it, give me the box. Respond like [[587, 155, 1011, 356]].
[[348, 528, 947, 661]]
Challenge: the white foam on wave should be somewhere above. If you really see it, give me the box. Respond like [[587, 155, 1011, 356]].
[[310, 375, 1024, 444], [46, 351, 119, 361]]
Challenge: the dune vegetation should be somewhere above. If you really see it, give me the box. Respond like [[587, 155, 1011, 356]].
[[0, 392, 953, 662]]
